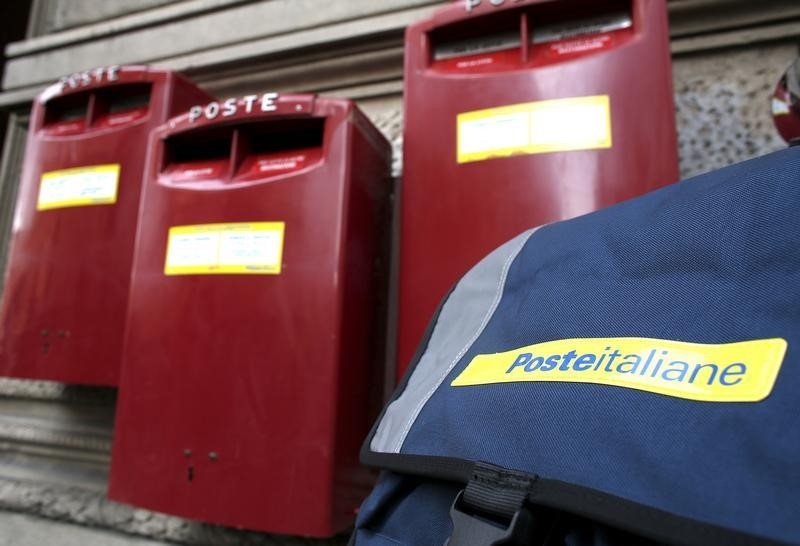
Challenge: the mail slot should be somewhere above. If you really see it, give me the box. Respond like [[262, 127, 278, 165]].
[[107, 94, 392, 536], [396, 0, 680, 379], [0, 66, 213, 385]]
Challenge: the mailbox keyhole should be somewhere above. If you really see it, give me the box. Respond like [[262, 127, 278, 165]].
[[187, 465, 194, 482]]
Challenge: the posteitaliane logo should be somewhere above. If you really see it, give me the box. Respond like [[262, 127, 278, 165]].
[[451, 337, 787, 402]]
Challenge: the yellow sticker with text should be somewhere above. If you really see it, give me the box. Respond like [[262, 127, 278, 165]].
[[37, 164, 120, 210], [164, 222, 285, 275], [451, 337, 787, 402], [457, 95, 612, 163]]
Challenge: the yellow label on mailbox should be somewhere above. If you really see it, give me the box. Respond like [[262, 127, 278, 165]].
[[164, 222, 285, 275], [37, 164, 120, 211], [457, 95, 612, 163]]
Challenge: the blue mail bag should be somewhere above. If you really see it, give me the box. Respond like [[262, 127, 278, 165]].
[[354, 147, 800, 546]]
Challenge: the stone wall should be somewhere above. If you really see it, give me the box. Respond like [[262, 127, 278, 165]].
[[673, 44, 795, 178], [27, 0, 181, 35]]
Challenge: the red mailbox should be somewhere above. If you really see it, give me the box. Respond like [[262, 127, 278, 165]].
[[108, 94, 391, 537], [0, 66, 212, 386], [772, 58, 800, 143], [396, 0, 679, 379]]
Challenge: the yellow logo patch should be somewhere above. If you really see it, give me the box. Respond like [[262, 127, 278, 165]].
[[451, 337, 787, 402]]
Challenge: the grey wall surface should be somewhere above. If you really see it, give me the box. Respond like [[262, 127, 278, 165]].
[[674, 43, 795, 178], [0, 1, 797, 544], [28, 0, 182, 35]]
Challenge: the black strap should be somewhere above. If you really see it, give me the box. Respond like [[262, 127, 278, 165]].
[[363, 453, 791, 546], [462, 463, 536, 521], [447, 462, 559, 546]]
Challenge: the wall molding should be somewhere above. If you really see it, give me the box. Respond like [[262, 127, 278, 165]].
[[671, 20, 800, 55], [668, 0, 800, 38], [0, 475, 348, 544], [0, 0, 441, 107], [20, 0, 251, 46], [2, 1, 799, 110]]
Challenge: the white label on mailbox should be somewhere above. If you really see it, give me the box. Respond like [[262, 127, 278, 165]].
[[457, 95, 612, 163], [218, 230, 283, 267], [165, 232, 220, 269], [529, 97, 610, 150], [165, 222, 285, 275], [772, 97, 790, 116], [458, 112, 530, 157], [37, 164, 120, 211]]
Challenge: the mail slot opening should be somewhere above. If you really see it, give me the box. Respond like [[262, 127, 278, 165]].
[[162, 127, 233, 181], [235, 118, 325, 179], [429, 10, 522, 71], [43, 92, 90, 132], [527, 0, 633, 65], [243, 118, 325, 154], [93, 83, 152, 127]]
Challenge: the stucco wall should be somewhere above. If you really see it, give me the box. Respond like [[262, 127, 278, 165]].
[[673, 43, 795, 178]]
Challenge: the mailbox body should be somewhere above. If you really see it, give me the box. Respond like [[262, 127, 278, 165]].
[[108, 95, 391, 537], [397, 0, 679, 378], [0, 66, 212, 385]]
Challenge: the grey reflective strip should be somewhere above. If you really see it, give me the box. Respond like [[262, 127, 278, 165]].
[[370, 228, 537, 454]]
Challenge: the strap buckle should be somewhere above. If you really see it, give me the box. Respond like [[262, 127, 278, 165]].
[[446, 490, 542, 546]]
